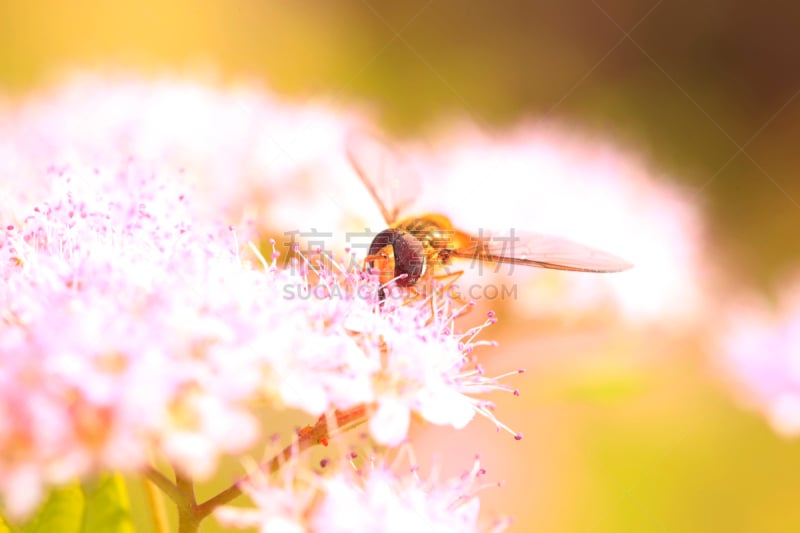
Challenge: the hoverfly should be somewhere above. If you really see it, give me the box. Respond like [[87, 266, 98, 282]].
[[345, 132, 632, 302]]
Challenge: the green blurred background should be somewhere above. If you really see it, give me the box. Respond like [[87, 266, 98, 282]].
[[2, 1, 800, 531]]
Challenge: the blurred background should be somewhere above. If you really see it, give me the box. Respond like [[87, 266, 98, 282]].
[[2, 1, 800, 531]]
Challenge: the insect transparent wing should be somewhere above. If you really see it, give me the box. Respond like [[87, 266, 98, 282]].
[[449, 230, 633, 273], [345, 131, 422, 225]]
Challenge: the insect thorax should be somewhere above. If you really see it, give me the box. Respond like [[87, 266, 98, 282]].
[[394, 215, 453, 257]]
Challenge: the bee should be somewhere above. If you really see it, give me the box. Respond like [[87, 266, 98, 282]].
[[346, 132, 632, 302]]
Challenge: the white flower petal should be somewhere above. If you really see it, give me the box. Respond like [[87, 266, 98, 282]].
[[370, 399, 411, 445], [419, 387, 475, 429]]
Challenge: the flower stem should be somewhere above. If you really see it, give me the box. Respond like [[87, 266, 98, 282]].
[[143, 405, 369, 529], [143, 467, 198, 532], [143, 466, 183, 507], [176, 473, 198, 533], [194, 405, 368, 521]]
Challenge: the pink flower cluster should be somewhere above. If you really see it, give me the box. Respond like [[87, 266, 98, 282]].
[[0, 159, 516, 517], [0, 73, 373, 245], [718, 283, 800, 437], [1, 163, 264, 514]]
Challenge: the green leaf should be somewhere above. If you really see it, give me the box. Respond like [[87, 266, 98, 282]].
[[0, 512, 12, 533], [79, 474, 134, 533], [7, 474, 133, 533], [21, 483, 84, 533]]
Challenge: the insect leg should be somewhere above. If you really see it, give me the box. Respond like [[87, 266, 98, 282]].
[[428, 269, 472, 318]]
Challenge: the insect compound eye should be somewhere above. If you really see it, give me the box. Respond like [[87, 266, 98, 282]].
[[368, 229, 398, 260], [367, 229, 424, 288], [367, 228, 399, 274], [391, 232, 425, 287]]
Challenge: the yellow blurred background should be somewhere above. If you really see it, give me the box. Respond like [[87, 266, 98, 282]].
[[3, 1, 800, 532]]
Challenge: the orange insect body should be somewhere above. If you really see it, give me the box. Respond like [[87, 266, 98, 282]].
[[367, 213, 467, 286], [347, 132, 632, 300]]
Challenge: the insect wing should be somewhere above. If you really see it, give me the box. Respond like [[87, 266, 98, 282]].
[[449, 230, 633, 273], [345, 131, 422, 225]]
